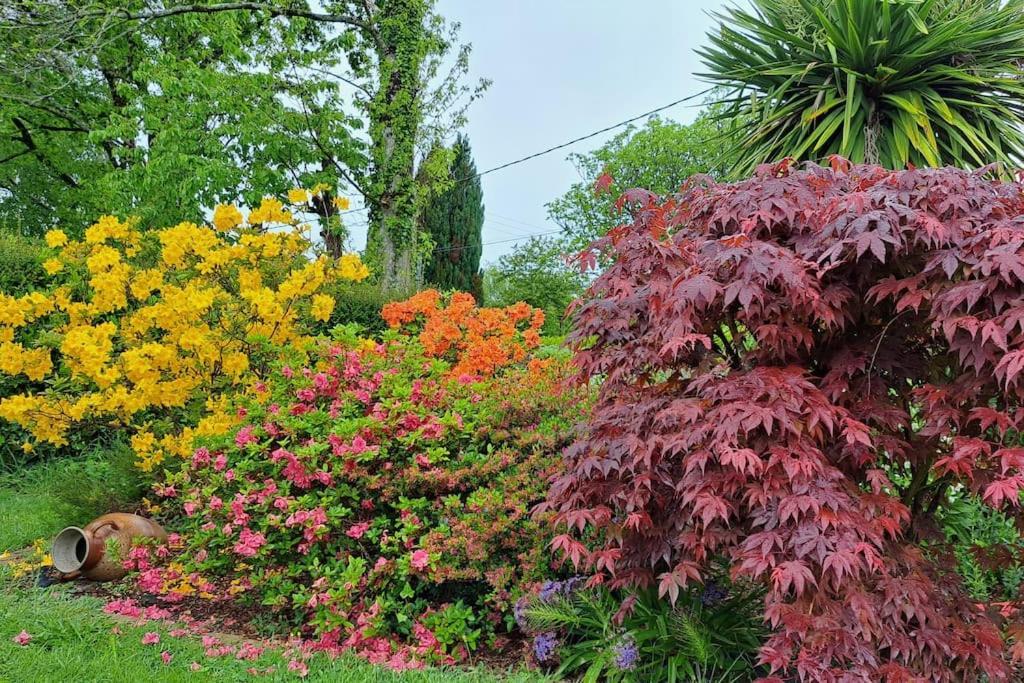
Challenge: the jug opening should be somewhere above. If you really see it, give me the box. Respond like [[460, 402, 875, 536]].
[[52, 527, 89, 573]]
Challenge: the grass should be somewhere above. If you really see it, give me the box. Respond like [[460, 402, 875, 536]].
[[0, 456, 547, 682], [0, 446, 144, 552], [0, 588, 544, 682]]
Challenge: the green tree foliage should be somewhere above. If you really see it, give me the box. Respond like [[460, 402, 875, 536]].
[[0, 1, 487, 293], [422, 134, 484, 301], [701, 0, 1024, 173], [0, 2, 361, 234], [546, 113, 733, 249], [484, 236, 586, 336]]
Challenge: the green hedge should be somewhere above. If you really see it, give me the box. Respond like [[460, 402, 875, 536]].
[[0, 231, 47, 297], [319, 280, 400, 335]]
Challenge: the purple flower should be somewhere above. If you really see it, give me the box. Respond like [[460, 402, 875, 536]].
[[612, 634, 638, 671], [513, 596, 530, 630], [538, 580, 563, 603], [700, 581, 728, 607], [562, 575, 585, 595], [533, 632, 558, 663]]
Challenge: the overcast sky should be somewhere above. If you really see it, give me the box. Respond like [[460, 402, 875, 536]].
[[344, 1, 729, 262], [441, 0, 729, 263]]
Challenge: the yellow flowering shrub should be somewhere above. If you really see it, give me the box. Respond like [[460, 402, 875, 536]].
[[0, 196, 369, 472]]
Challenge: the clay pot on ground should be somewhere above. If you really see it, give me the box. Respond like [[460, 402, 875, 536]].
[[51, 513, 167, 581]]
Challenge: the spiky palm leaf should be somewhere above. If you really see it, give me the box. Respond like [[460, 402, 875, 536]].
[[700, 0, 1024, 175]]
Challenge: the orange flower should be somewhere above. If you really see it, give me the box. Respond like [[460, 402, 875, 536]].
[[382, 290, 545, 377]]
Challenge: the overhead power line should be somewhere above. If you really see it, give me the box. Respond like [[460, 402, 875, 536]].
[[337, 94, 696, 218], [432, 229, 563, 255]]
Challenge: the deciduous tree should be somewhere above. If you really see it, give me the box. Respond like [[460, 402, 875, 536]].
[[545, 159, 1024, 680]]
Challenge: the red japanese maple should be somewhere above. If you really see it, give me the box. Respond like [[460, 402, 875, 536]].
[[545, 160, 1024, 681]]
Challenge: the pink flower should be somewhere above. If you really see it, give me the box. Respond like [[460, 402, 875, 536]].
[[191, 447, 210, 468], [12, 630, 31, 646], [281, 365, 294, 378], [346, 521, 371, 539], [236, 641, 265, 661], [410, 549, 430, 571], [233, 528, 267, 557], [288, 660, 309, 677], [190, 662, 203, 672], [213, 453, 227, 471], [209, 495, 223, 511], [142, 632, 161, 646], [415, 454, 430, 467], [183, 501, 198, 517], [161, 651, 173, 665]]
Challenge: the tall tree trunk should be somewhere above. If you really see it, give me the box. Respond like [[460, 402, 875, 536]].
[[365, 0, 425, 296]]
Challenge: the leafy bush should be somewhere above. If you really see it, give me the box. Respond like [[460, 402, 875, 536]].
[[0, 231, 47, 296], [483, 236, 585, 337], [148, 293, 584, 668], [0, 198, 368, 472], [319, 280, 398, 335], [517, 577, 764, 682], [937, 493, 1024, 602], [545, 161, 1024, 680]]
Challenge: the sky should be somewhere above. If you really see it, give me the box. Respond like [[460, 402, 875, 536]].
[[348, 0, 730, 263], [435, 0, 729, 263]]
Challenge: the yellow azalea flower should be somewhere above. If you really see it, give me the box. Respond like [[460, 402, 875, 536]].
[[21, 441, 33, 453], [310, 294, 335, 322], [248, 197, 292, 225], [288, 188, 309, 205], [0, 200, 371, 472], [45, 229, 68, 248], [212, 204, 243, 231], [333, 196, 351, 211], [43, 258, 63, 275]]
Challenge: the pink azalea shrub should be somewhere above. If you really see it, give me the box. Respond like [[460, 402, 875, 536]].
[[150, 300, 584, 664]]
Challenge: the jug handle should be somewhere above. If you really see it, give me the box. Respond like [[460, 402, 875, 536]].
[[92, 521, 119, 538]]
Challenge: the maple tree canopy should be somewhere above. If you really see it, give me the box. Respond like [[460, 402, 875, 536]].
[[545, 159, 1024, 681]]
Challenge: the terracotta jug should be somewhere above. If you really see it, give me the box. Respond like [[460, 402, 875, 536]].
[[52, 513, 167, 581]]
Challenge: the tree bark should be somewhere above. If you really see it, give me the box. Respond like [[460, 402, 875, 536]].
[[365, 0, 425, 296]]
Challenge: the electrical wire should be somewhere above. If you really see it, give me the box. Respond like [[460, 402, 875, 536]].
[[336, 94, 695, 217]]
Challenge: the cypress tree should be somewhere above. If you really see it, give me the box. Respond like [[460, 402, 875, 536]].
[[422, 134, 484, 302]]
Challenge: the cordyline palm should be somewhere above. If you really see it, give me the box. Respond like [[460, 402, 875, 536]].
[[700, 0, 1024, 175]]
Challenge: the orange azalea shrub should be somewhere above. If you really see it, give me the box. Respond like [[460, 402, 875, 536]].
[[381, 290, 545, 377]]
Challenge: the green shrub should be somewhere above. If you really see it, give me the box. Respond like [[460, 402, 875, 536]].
[[0, 231, 46, 297], [936, 492, 1024, 601], [517, 578, 765, 682], [320, 280, 399, 334]]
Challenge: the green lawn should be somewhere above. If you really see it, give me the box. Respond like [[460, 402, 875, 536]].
[[0, 459, 546, 683]]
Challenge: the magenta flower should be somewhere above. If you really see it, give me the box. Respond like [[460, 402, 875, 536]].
[[141, 632, 161, 645], [161, 651, 173, 665], [12, 630, 31, 646]]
